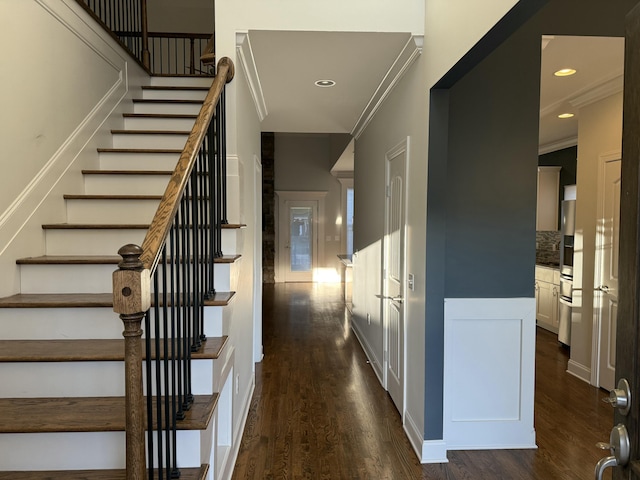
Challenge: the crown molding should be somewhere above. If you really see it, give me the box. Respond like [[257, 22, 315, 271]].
[[569, 73, 623, 109], [236, 32, 268, 121], [351, 35, 423, 140], [538, 136, 577, 155]]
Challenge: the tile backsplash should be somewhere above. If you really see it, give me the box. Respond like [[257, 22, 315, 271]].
[[536, 230, 561, 266]]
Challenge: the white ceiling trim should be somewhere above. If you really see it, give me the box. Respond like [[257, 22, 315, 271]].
[[350, 35, 423, 140], [538, 136, 577, 155], [539, 70, 624, 118], [569, 73, 623, 109], [236, 32, 268, 121]]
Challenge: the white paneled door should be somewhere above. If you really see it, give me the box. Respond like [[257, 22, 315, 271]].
[[384, 139, 408, 415], [595, 154, 621, 391]]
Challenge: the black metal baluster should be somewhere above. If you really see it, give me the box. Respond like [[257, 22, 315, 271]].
[[152, 273, 163, 480]]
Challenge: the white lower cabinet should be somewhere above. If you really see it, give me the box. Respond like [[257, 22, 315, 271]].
[[535, 266, 559, 333]]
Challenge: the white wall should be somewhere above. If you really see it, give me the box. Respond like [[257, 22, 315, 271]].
[[0, 0, 148, 296], [423, 0, 519, 86], [570, 92, 623, 382]]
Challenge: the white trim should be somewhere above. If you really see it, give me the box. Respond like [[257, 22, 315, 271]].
[[236, 32, 268, 121], [221, 375, 255, 480], [567, 359, 591, 384], [538, 136, 578, 155], [350, 320, 384, 385], [444, 298, 536, 450], [351, 35, 423, 139], [420, 440, 449, 464], [253, 156, 264, 364], [404, 411, 449, 463], [569, 73, 624, 110]]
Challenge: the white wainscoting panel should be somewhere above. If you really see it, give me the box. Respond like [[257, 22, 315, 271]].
[[444, 298, 536, 450]]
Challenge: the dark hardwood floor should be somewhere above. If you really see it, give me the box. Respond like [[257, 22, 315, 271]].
[[232, 283, 613, 479]]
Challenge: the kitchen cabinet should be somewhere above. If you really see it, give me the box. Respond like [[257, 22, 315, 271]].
[[536, 166, 561, 231], [535, 266, 560, 333]]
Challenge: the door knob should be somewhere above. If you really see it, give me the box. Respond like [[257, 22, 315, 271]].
[[594, 424, 630, 480], [602, 378, 631, 415], [597, 285, 610, 293]]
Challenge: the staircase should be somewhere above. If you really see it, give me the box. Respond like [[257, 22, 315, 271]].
[[0, 76, 242, 479]]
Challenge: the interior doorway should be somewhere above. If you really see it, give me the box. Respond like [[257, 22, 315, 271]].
[[276, 191, 326, 282]]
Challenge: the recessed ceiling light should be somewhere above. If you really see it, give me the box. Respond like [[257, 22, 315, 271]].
[[558, 113, 575, 119], [315, 79, 336, 87], [554, 68, 577, 77]]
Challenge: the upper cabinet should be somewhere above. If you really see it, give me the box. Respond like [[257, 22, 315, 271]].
[[536, 166, 561, 231]]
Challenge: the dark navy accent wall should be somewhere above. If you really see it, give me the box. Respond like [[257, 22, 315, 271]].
[[444, 27, 540, 299], [423, 0, 639, 444], [424, 89, 449, 439]]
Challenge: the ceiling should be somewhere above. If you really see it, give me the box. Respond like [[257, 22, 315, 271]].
[[246, 30, 415, 134], [243, 31, 625, 160], [539, 35, 624, 153]]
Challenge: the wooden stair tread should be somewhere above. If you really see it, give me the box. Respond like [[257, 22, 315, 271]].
[[0, 394, 217, 433], [97, 147, 182, 153], [0, 336, 228, 362], [42, 223, 246, 230], [142, 86, 209, 91], [42, 223, 149, 230], [0, 293, 113, 308], [63, 194, 163, 200], [110, 129, 191, 135], [122, 113, 198, 119], [0, 291, 235, 308], [81, 169, 173, 175], [222, 223, 246, 229], [16, 255, 241, 265], [0, 464, 209, 480], [132, 99, 203, 104]]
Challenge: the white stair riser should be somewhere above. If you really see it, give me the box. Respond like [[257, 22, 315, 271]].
[[0, 308, 123, 339], [123, 116, 197, 131], [99, 151, 181, 171], [45, 228, 146, 256], [84, 174, 171, 195], [0, 358, 214, 398], [0, 305, 225, 340], [0, 362, 125, 397], [0, 432, 126, 470], [141, 89, 208, 101], [112, 133, 189, 150], [0, 430, 206, 470], [20, 263, 234, 294], [226, 175, 240, 224], [150, 77, 213, 88], [134, 102, 202, 115], [66, 199, 160, 224], [221, 229, 241, 256]]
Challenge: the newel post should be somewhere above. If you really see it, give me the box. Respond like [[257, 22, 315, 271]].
[[113, 244, 151, 480], [140, 0, 150, 70]]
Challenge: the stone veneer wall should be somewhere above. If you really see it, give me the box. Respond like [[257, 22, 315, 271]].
[[262, 132, 275, 283]]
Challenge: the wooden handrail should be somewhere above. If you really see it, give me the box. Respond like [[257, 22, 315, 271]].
[[139, 57, 234, 273], [200, 33, 216, 66]]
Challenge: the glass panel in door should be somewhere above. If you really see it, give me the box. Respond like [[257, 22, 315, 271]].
[[290, 207, 313, 273]]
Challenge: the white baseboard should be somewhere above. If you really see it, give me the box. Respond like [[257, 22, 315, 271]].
[[220, 374, 255, 480], [404, 410, 449, 463], [350, 320, 384, 385], [567, 359, 591, 384]]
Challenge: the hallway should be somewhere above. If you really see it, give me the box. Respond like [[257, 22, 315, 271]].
[[232, 283, 614, 479]]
